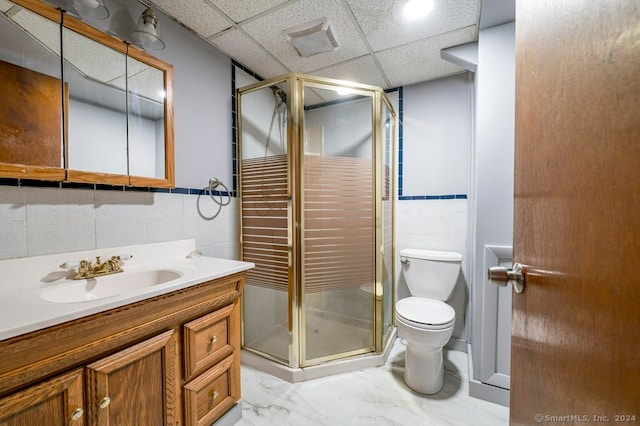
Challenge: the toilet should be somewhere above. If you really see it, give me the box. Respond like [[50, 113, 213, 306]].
[[396, 248, 462, 394]]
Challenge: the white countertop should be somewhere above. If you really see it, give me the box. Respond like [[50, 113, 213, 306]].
[[0, 239, 254, 341]]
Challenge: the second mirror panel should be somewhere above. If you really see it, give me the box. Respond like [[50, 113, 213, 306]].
[[127, 52, 166, 180], [63, 22, 128, 182]]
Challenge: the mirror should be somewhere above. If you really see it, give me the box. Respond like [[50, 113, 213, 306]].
[[0, 0, 174, 187], [0, 0, 64, 180], [126, 48, 174, 186], [63, 20, 129, 184]]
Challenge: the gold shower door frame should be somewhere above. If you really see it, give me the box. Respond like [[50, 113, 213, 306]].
[[237, 73, 396, 369]]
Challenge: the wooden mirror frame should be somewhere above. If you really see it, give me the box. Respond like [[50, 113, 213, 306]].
[[0, 0, 174, 188]]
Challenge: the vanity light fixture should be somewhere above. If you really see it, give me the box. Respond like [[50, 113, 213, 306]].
[[55, 0, 110, 19], [284, 18, 339, 57], [130, 1, 165, 50], [75, 0, 109, 19]]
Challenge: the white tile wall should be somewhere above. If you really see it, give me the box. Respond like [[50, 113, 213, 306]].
[[0, 186, 26, 259], [395, 199, 469, 341], [0, 186, 239, 262], [24, 188, 96, 256]]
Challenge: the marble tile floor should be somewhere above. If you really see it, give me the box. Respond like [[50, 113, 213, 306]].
[[237, 338, 509, 425]]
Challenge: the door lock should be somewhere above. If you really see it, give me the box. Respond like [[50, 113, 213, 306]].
[[488, 263, 525, 293]]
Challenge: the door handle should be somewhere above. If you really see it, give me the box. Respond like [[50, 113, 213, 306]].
[[488, 263, 525, 294]]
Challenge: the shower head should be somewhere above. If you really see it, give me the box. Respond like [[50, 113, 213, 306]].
[[271, 87, 287, 104]]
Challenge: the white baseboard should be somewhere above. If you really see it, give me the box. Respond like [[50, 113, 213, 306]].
[[467, 343, 510, 407]]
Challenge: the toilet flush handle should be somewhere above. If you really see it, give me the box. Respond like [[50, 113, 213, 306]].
[[400, 258, 410, 266], [488, 263, 525, 294]]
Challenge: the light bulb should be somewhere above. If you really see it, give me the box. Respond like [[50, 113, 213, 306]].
[[403, 0, 434, 20], [77, 0, 100, 8]]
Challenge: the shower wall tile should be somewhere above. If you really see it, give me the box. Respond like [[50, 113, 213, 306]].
[[24, 188, 96, 256], [213, 242, 239, 260], [0, 220, 26, 259], [94, 190, 147, 219], [25, 187, 95, 221], [183, 196, 238, 256], [145, 192, 184, 218], [96, 217, 146, 249], [27, 217, 96, 256], [0, 186, 25, 220], [145, 216, 185, 244], [396, 199, 467, 251], [0, 185, 238, 261], [183, 214, 218, 250]]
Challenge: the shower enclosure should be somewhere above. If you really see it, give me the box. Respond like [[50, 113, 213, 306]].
[[237, 73, 395, 376]]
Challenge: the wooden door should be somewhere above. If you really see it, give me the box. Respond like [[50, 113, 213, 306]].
[[86, 330, 177, 426], [0, 368, 84, 426], [512, 0, 640, 423]]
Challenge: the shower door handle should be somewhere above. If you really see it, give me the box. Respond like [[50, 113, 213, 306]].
[[487, 263, 525, 294]]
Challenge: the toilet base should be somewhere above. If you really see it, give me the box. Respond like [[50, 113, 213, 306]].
[[403, 345, 445, 394]]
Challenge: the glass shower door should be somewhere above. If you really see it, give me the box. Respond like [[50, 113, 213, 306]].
[[381, 99, 395, 346], [300, 83, 375, 365], [239, 81, 291, 364]]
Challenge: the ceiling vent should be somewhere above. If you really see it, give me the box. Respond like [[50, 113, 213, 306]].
[[284, 18, 339, 58]]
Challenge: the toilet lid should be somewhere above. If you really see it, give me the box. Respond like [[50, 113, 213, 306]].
[[396, 297, 455, 326]]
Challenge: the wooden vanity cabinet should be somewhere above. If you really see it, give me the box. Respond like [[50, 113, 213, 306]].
[[86, 330, 177, 425], [0, 368, 84, 426], [183, 303, 240, 426], [0, 272, 245, 426]]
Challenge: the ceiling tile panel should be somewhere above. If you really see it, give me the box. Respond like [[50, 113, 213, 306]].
[[346, 0, 479, 51], [241, 0, 370, 73], [211, 28, 290, 80], [312, 55, 389, 88], [376, 26, 475, 87], [153, 0, 232, 38], [211, 0, 289, 23], [62, 0, 486, 89]]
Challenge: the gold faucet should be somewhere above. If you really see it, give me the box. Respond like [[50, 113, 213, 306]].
[[61, 255, 130, 280]]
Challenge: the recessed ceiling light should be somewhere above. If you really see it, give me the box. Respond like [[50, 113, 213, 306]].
[[403, 0, 434, 20]]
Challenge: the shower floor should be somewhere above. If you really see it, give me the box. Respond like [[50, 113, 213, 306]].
[[246, 309, 374, 363]]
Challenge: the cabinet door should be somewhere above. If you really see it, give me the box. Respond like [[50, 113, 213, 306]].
[[0, 368, 84, 426], [86, 330, 177, 426]]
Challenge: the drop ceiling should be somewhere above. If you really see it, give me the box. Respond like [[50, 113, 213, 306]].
[[152, 0, 482, 89]]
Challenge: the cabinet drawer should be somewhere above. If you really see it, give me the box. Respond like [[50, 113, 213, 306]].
[[183, 304, 234, 380], [183, 355, 236, 426]]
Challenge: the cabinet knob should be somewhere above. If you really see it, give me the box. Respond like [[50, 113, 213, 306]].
[[209, 390, 219, 400], [98, 396, 111, 409], [210, 335, 218, 344], [70, 407, 84, 421]]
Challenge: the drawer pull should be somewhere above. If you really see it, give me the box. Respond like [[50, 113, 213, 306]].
[[209, 390, 219, 400], [98, 396, 111, 409], [210, 335, 218, 344], [70, 407, 84, 421]]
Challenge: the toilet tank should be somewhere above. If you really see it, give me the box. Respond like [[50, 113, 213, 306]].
[[400, 249, 462, 300]]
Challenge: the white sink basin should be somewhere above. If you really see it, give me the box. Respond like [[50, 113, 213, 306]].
[[40, 269, 183, 303]]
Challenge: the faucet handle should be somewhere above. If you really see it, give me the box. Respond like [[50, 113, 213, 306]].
[[59, 260, 80, 269], [119, 253, 133, 260]]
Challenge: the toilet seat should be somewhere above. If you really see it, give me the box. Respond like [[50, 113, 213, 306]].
[[396, 297, 455, 330]]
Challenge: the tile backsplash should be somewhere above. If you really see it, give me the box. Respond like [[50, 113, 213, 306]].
[[0, 185, 238, 261]]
